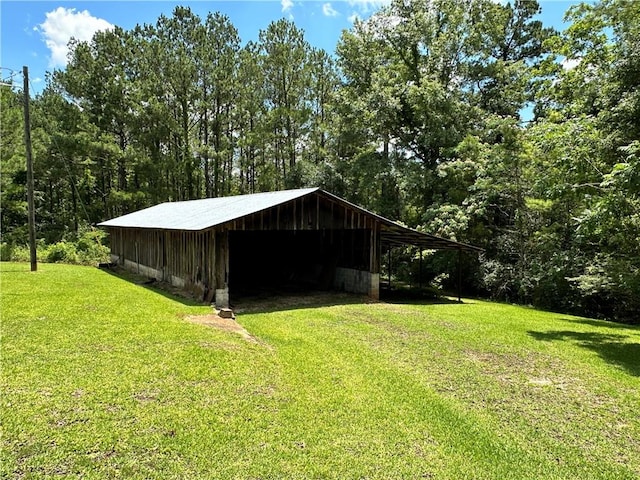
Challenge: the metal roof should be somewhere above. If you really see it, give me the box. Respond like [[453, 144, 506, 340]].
[[98, 187, 319, 231], [99, 187, 482, 253], [379, 224, 482, 252]]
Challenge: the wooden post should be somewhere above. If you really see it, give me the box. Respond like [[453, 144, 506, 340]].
[[214, 229, 229, 308], [23, 66, 36, 272], [388, 247, 392, 290], [412, 247, 417, 289], [419, 249, 423, 289], [369, 226, 374, 273], [457, 248, 462, 303]]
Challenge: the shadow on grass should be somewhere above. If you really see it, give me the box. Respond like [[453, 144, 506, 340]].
[[528, 329, 640, 376], [559, 317, 640, 330], [380, 287, 462, 306], [97, 266, 206, 307]]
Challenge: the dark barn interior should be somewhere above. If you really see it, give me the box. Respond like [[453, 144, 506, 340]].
[[229, 229, 371, 297]]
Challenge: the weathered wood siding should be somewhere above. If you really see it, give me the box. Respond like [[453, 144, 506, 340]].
[[106, 226, 228, 299]]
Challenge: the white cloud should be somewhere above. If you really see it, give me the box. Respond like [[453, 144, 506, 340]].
[[323, 3, 339, 17], [562, 58, 581, 71], [345, 0, 388, 23], [281, 0, 294, 13], [347, 0, 390, 14], [38, 7, 113, 68]]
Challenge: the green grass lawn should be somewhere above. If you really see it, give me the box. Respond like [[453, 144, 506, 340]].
[[2, 262, 639, 479]]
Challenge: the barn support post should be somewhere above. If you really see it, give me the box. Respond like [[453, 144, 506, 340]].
[[457, 248, 462, 303], [205, 229, 216, 304], [214, 229, 230, 308], [368, 225, 380, 299], [135, 240, 140, 274], [162, 232, 167, 281], [388, 247, 392, 291], [419, 249, 423, 289], [409, 247, 414, 289]]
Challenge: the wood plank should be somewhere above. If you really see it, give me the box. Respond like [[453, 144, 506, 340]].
[[370, 226, 374, 272], [212, 230, 217, 290]]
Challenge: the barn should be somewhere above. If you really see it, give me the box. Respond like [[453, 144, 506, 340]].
[[98, 187, 481, 307]]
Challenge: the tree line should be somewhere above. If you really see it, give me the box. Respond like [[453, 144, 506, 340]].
[[2, 0, 638, 322]]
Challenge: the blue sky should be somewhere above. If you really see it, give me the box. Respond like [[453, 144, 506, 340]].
[[1, 0, 582, 93]]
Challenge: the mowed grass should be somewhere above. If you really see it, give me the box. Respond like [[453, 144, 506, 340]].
[[1, 263, 639, 479]]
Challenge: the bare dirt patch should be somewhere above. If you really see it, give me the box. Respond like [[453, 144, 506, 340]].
[[184, 313, 258, 343], [232, 291, 372, 314]]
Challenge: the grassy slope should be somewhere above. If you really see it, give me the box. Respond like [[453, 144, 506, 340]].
[[1, 262, 638, 479]]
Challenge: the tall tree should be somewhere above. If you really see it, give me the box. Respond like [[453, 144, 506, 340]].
[[258, 19, 312, 187], [153, 7, 202, 200], [58, 27, 135, 216], [196, 12, 240, 197], [528, 0, 640, 320], [236, 43, 270, 193], [0, 85, 28, 246]]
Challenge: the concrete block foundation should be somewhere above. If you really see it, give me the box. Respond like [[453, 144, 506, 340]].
[[333, 267, 380, 299]]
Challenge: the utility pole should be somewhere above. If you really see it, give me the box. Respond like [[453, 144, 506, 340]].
[[23, 66, 37, 271]]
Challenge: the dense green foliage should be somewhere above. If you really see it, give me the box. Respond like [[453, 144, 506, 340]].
[[1, 0, 638, 322], [0, 226, 109, 265], [2, 263, 638, 478]]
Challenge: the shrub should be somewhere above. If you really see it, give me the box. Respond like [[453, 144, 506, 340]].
[[45, 241, 78, 264], [0, 242, 13, 262], [2, 227, 110, 266], [8, 245, 31, 263], [75, 227, 110, 265]]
